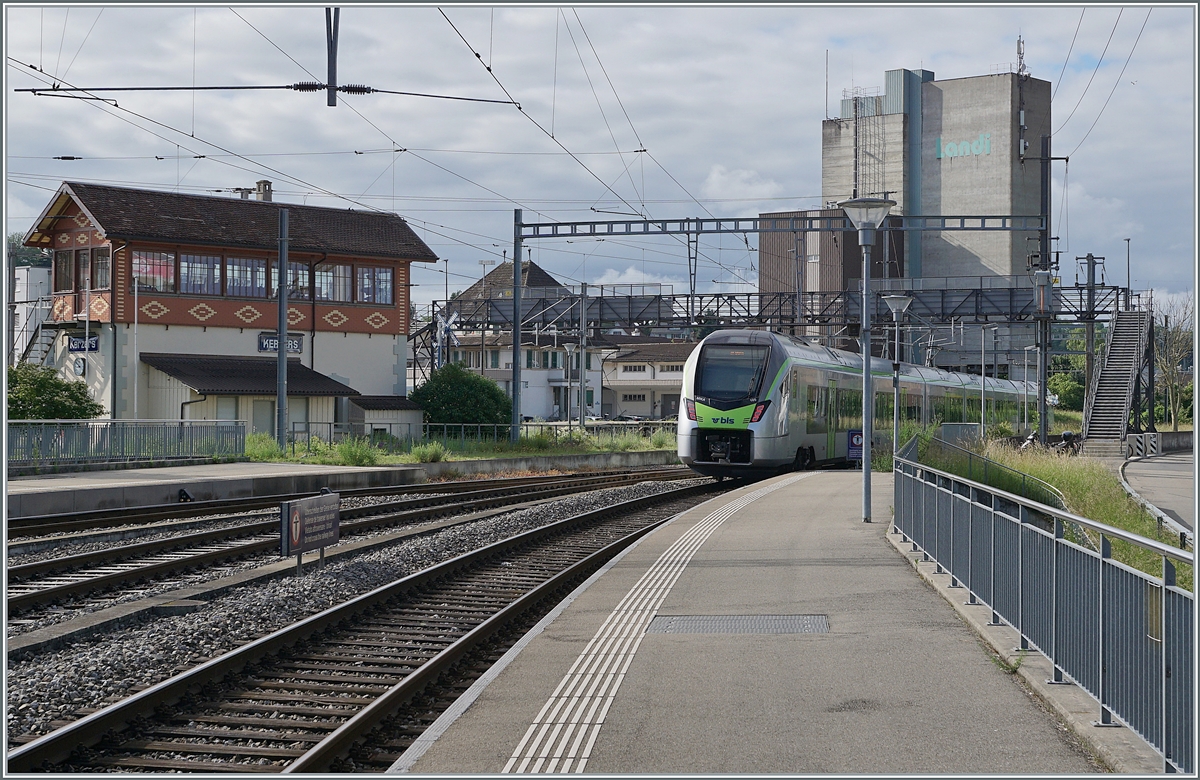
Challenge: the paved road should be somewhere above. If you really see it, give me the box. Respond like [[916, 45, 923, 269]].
[[1128, 448, 1195, 528], [1124, 450, 1195, 531]]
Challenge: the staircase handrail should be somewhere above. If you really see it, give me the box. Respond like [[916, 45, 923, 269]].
[[1124, 304, 1152, 439], [12, 296, 54, 366], [1082, 310, 1117, 439]]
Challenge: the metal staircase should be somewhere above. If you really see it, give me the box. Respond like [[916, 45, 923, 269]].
[[1082, 309, 1150, 457], [16, 317, 57, 366]]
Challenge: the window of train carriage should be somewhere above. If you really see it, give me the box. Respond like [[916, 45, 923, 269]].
[[875, 391, 892, 429], [836, 388, 862, 431], [805, 385, 827, 434], [696, 344, 769, 401]]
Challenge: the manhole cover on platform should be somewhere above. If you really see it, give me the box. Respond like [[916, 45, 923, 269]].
[[646, 614, 829, 634]]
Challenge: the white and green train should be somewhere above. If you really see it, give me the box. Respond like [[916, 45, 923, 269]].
[[678, 329, 1029, 478]]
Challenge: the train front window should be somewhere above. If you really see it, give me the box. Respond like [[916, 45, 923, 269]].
[[696, 345, 769, 402]]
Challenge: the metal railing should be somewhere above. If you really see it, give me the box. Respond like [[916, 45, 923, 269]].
[[921, 434, 1066, 510], [8, 420, 246, 467], [893, 454, 1193, 773], [288, 420, 678, 454]]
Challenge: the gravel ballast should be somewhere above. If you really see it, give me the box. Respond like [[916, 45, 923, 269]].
[[6, 480, 708, 741]]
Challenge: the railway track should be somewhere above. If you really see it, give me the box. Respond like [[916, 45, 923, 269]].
[[8, 469, 693, 615], [8, 468, 689, 540], [7, 481, 721, 773]]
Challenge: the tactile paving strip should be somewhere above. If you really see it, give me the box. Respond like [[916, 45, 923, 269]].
[[647, 614, 829, 634]]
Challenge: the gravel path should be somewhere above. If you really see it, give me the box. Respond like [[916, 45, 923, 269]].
[[7, 479, 709, 741]]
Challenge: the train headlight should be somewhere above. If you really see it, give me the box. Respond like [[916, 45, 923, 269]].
[[749, 400, 771, 423], [685, 399, 697, 421]]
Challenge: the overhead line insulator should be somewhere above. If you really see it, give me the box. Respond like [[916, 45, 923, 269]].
[[293, 82, 325, 92], [340, 84, 373, 95]]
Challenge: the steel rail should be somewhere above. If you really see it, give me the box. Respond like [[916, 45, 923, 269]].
[[7, 467, 688, 537], [8, 470, 687, 581], [7, 471, 694, 612], [6, 482, 716, 773]]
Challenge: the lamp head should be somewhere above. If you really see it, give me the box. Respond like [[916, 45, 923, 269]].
[[838, 197, 896, 231], [882, 294, 913, 319]]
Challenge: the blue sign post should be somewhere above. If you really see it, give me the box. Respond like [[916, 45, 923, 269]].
[[848, 429, 864, 461], [281, 492, 340, 572]]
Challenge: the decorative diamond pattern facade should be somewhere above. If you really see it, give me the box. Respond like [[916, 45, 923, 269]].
[[287, 307, 305, 327], [188, 303, 217, 322], [140, 301, 169, 319], [234, 305, 262, 324], [365, 312, 390, 329], [323, 310, 349, 327], [90, 297, 110, 319]]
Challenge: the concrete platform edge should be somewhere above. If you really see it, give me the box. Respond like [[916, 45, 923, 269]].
[[885, 527, 1165, 774], [386, 488, 727, 774]]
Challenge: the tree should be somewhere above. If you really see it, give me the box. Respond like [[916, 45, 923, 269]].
[[1155, 292, 1195, 432], [7, 232, 50, 267], [1047, 373, 1084, 411], [409, 362, 511, 425], [8, 363, 106, 420]]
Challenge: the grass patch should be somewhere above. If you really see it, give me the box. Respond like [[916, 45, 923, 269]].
[[245, 432, 285, 462], [979, 440, 1192, 591]]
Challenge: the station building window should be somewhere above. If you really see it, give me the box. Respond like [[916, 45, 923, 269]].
[[622, 393, 646, 402], [622, 364, 647, 372], [54, 251, 74, 292], [92, 247, 111, 289], [75, 249, 91, 291], [227, 257, 268, 298], [315, 263, 352, 302], [180, 254, 221, 295], [356, 266, 393, 305], [133, 250, 175, 293]]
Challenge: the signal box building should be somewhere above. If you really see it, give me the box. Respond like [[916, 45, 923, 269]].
[[22, 181, 438, 434]]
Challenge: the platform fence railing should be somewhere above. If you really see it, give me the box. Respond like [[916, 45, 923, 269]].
[[7, 420, 246, 466], [289, 420, 678, 454], [893, 450, 1193, 773]]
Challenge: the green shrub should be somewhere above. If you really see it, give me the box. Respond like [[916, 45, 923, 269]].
[[336, 436, 379, 466], [524, 433, 553, 451], [412, 441, 449, 463], [650, 429, 675, 449], [245, 432, 284, 462], [410, 363, 511, 425]]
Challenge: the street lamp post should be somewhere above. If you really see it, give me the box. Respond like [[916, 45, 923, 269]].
[[838, 197, 895, 523], [883, 294, 913, 457], [981, 324, 998, 441], [478, 258, 495, 375]]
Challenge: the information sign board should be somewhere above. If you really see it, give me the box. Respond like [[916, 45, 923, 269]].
[[280, 492, 340, 557], [68, 334, 100, 352], [848, 430, 863, 460], [258, 332, 304, 354]]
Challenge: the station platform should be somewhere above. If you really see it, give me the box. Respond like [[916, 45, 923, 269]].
[[1124, 450, 1194, 531], [395, 470, 1158, 774], [4, 462, 424, 519]]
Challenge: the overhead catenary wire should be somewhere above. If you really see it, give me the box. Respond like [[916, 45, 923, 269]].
[[1053, 8, 1123, 137], [1067, 8, 1152, 158]]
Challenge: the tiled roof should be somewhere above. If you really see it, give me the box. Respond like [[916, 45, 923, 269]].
[[141, 353, 359, 396], [610, 342, 699, 362], [351, 395, 422, 411], [457, 261, 568, 299], [42, 182, 438, 262]]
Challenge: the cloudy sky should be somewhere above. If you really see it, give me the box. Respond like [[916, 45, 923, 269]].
[[5, 4, 1195, 312]]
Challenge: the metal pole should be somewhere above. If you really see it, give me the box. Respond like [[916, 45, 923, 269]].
[[579, 281, 588, 430], [133, 258, 138, 419], [510, 209, 523, 443], [981, 325, 987, 440], [1124, 238, 1131, 311], [1037, 135, 1052, 446], [276, 208, 289, 450], [861, 240, 873, 523], [892, 311, 901, 456]]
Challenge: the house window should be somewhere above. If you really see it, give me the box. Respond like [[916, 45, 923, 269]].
[[526, 349, 535, 369], [54, 251, 74, 292], [180, 254, 221, 295], [660, 364, 684, 373], [132, 250, 175, 293], [586, 352, 592, 370], [551, 351, 559, 369], [315, 263, 352, 302], [92, 247, 111, 290], [226, 257, 268, 297], [622, 364, 647, 372], [76, 249, 91, 291], [490, 350, 500, 369], [622, 393, 646, 402], [269, 261, 310, 300], [357, 266, 394, 305]]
